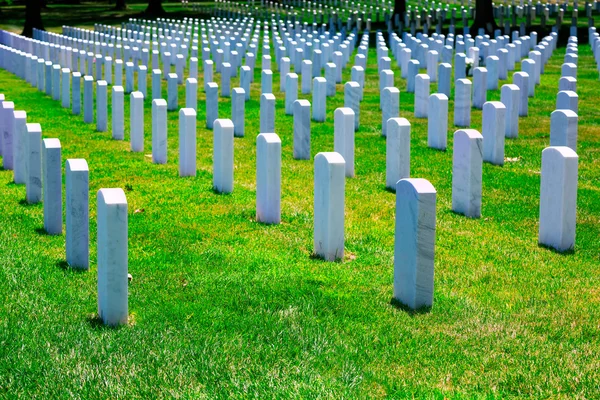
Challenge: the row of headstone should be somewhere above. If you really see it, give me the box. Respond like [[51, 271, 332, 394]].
[[0, 90, 129, 327]]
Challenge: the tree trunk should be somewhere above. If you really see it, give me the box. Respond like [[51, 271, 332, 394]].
[[22, 0, 45, 38], [393, 0, 406, 23], [114, 0, 127, 11], [145, 0, 166, 16], [471, 0, 498, 35]]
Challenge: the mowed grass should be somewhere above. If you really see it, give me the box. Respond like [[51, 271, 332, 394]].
[[1, 31, 600, 397]]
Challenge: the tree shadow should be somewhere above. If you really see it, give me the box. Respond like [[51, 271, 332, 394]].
[[390, 297, 432, 315]]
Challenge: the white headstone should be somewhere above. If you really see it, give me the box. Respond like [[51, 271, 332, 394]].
[[42, 138, 62, 235], [452, 129, 483, 218], [428, 93, 448, 150], [152, 99, 168, 164], [314, 152, 345, 261], [539, 146, 578, 252], [260, 93, 276, 133], [66, 158, 89, 269], [179, 108, 197, 177], [26, 123, 42, 204], [386, 118, 411, 190], [130, 91, 144, 152], [334, 108, 355, 178], [550, 109, 578, 152], [213, 119, 234, 194], [293, 99, 311, 160], [482, 101, 506, 166], [256, 133, 282, 224], [231, 88, 245, 137], [501, 84, 520, 139], [394, 178, 437, 310]]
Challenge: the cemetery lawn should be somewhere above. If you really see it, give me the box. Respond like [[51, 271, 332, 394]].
[[1, 41, 600, 397]]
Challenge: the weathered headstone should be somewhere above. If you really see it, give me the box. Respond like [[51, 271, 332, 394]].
[[538, 146, 578, 252], [260, 93, 276, 133], [394, 178, 437, 310], [256, 133, 282, 224], [550, 109, 578, 151], [501, 84, 520, 138], [112, 86, 124, 140], [386, 118, 411, 190], [293, 99, 311, 160], [382, 87, 400, 137], [167, 73, 178, 110], [454, 79, 472, 127], [482, 101, 506, 165], [13, 110, 27, 184], [231, 88, 245, 137], [513, 72, 529, 116], [26, 123, 42, 204], [152, 99, 168, 164], [312, 77, 326, 122], [42, 138, 62, 235], [179, 108, 197, 177], [213, 119, 234, 194], [415, 74, 430, 118], [334, 108, 355, 178], [66, 158, 89, 269], [97, 188, 128, 326], [314, 152, 345, 261], [428, 94, 448, 150], [83, 75, 94, 123], [96, 80, 108, 132], [285, 73, 298, 115], [206, 82, 219, 129], [452, 129, 483, 218]]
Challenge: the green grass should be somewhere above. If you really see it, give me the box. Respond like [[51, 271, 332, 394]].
[[1, 23, 600, 398]]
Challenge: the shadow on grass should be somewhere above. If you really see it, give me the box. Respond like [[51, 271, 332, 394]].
[[538, 242, 575, 255], [56, 260, 88, 273], [383, 185, 396, 194], [309, 252, 343, 263], [18, 198, 40, 207], [390, 297, 432, 315], [87, 314, 126, 331]]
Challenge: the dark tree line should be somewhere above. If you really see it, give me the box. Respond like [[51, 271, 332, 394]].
[[21, 0, 166, 38]]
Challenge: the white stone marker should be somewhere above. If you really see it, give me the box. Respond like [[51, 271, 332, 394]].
[[97, 188, 128, 326], [221, 62, 232, 97], [293, 99, 311, 160], [66, 158, 89, 269], [415, 74, 430, 118], [96, 80, 108, 132], [394, 178, 437, 310], [301, 60, 312, 94], [521, 59, 536, 97], [83, 75, 94, 123], [152, 99, 168, 164], [42, 138, 62, 235], [152, 69, 162, 100], [44, 61, 53, 95], [334, 108, 355, 178], [454, 79, 472, 127], [501, 84, 520, 139], [539, 146, 578, 252], [513, 72, 529, 117], [185, 78, 198, 111], [130, 91, 144, 152], [112, 86, 124, 140], [179, 108, 197, 177], [486, 55, 499, 90], [114, 59, 123, 87], [203, 59, 213, 88], [256, 132, 282, 224], [559, 76, 577, 92], [427, 50, 439, 82], [125, 62, 134, 93], [231, 88, 245, 137], [61, 68, 70, 108], [167, 73, 178, 111], [72, 72, 81, 115], [51, 64, 61, 101], [344, 81, 360, 130], [240, 66, 251, 100], [438, 63, 451, 97], [260, 93, 276, 133], [280, 57, 290, 92], [556, 90, 578, 114], [285, 73, 298, 115], [137, 65, 147, 98], [312, 77, 326, 122], [13, 111, 27, 184], [1, 101, 14, 168], [206, 82, 219, 129], [386, 118, 411, 190], [325, 63, 336, 97], [314, 152, 346, 261], [261, 69, 273, 94], [473, 67, 488, 109], [482, 101, 506, 166], [382, 87, 399, 137], [213, 119, 234, 194], [452, 129, 483, 218], [550, 109, 578, 152], [26, 123, 42, 204], [561, 62, 577, 78], [428, 94, 448, 150]]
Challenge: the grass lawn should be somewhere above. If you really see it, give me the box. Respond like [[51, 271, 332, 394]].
[[1, 12, 600, 397]]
